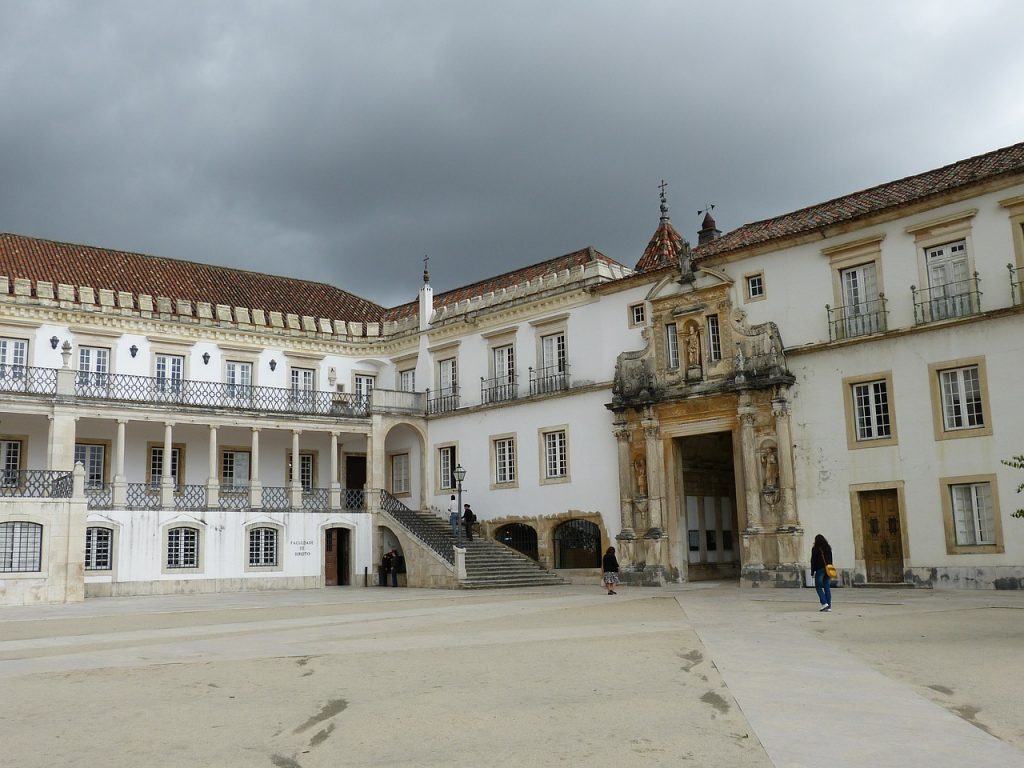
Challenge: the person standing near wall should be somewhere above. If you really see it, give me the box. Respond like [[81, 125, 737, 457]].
[[448, 495, 458, 538], [602, 546, 620, 595], [811, 534, 833, 612], [462, 504, 476, 542]]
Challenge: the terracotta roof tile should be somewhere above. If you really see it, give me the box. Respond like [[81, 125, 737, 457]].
[[694, 140, 1024, 260], [0, 233, 386, 323], [635, 217, 691, 273]]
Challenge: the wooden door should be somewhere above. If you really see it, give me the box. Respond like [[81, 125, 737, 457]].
[[860, 490, 904, 583], [324, 529, 338, 586]]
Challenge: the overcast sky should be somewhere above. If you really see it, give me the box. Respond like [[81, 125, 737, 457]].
[[1, 1, 1021, 307]]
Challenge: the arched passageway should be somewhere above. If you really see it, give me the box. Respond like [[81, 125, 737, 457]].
[[495, 523, 539, 561], [553, 519, 601, 568]]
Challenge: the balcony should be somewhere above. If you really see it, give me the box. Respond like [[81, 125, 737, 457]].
[[529, 364, 570, 395], [427, 386, 460, 414], [826, 296, 888, 341], [1009, 264, 1023, 306], [82, 480, 370, 512], [481, 374, 517, 405], [911, 274, 982, 324], [0, 469, 73, 498]]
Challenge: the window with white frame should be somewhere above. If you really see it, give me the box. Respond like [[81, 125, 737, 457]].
[[77, 346, 109, 387], [391, 453, 410, 495], [248, 527, 277, 567], [291, 367, 315, 404], [745, 272, 764, 300], [226, 361, 252, 400], [666, 324, 680, 369], [839, 262, 881, 336], [540, 332, 566, 374], [0, 521, 42, 572], [438, 445, 456, 490], [542, 429, 568, 480], [155, 353, 184, 393], [939, 365, 984, 431], [398, 368, 416, 392], [852, 379, 891, 441], [148, 445, 182, 489], [74, 443, 106, 489], [706, 315, 722, 362], [1, 439, 21, 487], [0, 338, 28, 382], [438, 357, 458, 393], [629, 303, 646, 326], [288, 453, 315, 491], [85, 526, 112, 570], [493, 437, 516, 485], [950, 481, 996, 546], [166, 526, 199, 569], [493, 345, 514, 385], [354, 374, 375, 405], [925, 240, 971, 320], [222, 450, 251, 491]]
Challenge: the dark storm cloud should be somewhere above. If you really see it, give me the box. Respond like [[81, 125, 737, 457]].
[[1, 1, 1020, 307]]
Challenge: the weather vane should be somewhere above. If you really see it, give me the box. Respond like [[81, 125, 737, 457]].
[[698, 203, 716, 218]]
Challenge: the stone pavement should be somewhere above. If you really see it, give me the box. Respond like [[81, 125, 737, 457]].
[[1, 583, 1022, 768]]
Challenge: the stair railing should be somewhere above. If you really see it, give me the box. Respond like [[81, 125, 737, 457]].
[[378, 489, 455, 564]]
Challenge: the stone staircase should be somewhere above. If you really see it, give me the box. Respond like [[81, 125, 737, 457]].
[[378, 492, 566, 589]]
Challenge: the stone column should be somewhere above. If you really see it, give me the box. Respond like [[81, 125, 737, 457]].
[[113, 419, 127, 508], [249, 428, 262, 508], [160, 423, 174, 509], [206, 425, 219, 509], [773, 396, 798, 528], [329, 431, 341, 509], [613, 421, 634, 537], [48, 409, 77, 471], [642, 417, 664, 533], [290, 430, 302, 509], [738, 407, 761, 529]]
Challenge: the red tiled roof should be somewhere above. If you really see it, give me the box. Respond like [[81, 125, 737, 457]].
[[0, 233, 386, 322], [635, 217, 690, 273], [385, 247, 624, 320], [695, 140, 1024, 260]]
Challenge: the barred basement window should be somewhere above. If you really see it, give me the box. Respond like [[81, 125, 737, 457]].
[[85, 526, 112, 570], [248, 527, 277, 567], [0, 521, 42, 572], [166, 526, 198, 568]]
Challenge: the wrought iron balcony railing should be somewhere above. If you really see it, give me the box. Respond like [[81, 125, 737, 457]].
[[302, 487, 329, 511], [85, 484, 114, 510], [826, 296, 888, 341], [0, 365, 58, 395], [427, 386, 460, 414], [126, 483, 162, 509], [73, 373, 371, 418], [1009, 263, 1023, 306], [529, 364, 570, 396], [481, 374, 517, 405], [0, 469, 73, 498], [261, 486, 290, 511], [911, 274, 981, 324]]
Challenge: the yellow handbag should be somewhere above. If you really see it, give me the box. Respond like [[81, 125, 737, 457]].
[[825, 563, 838, 578]]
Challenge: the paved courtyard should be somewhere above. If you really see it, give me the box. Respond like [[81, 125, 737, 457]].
[[1, 583, 1022, 768]]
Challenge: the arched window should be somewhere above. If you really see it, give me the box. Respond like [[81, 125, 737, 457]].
[[166, 526, 199, 569], [0, 521, 42, 572], [85, 526, 112, 570], [249, 527, 278, 567], [553, 519, 601, 568], [495, 523, 539, 561]]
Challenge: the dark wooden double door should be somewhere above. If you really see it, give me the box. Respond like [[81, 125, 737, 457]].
[[324, 528, 351, 586], [860, 489, 904, 583]]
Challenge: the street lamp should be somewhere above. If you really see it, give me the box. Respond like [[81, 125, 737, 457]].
[[453, 463, 467, 548]]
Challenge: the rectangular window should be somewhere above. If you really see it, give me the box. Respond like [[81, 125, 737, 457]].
[[391, 453, 410, 494], [166, 527, 198, 569], [354, 374, 375, 405], [543, 430, 568, 479], [438, 445, 456, 490], [0, 337, 28, 384], [1, 439, 21, 487], [74, 444, 106, 489], [148, 446, 181, 489], [706, 315, 721, 362], [85, 527, 112, 570], [77, 346, 109, 387], [666, 324, 680, 369], [248, 527, 277, 567], [746, 273, 764, 299], [494, 437, 516, 485], [925, 240, 972, 320], [155, 354, 184, 393], [399, 368, 416, 392], [839, 263, 881, 336], [222, 450, 251, 491], [629, 303, 646, 326], [226, 361, 252, 400], [438, 357, 458, 391], [852, 380, 891, 441], [493, 345, 515, 384], [940, 365, 984, 430], [541, 333, 566, 373], [0, 521, 42, 572], [288, 453, 314, 491], [950, 482, 996, 546]]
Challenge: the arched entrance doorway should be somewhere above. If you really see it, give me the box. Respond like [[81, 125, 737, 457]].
[[553, 519, 601, 568], [324, 527, 351, 585], [495, 523, 539, 561]]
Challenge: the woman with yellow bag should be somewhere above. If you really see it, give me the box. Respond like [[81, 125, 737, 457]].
[[811, 534, 835, 612]]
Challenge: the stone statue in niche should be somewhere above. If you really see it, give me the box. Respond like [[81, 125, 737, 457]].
[[760, 446, 779, 489], [633, 456, 648, 497]]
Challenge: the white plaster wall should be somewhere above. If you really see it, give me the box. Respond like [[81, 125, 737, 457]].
[[789, 311, 1024, 571]]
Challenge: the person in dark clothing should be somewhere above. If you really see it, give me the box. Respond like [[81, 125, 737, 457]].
[[380, 549, 393, 587], [602, 546, 620, 595], [810, 533, 833, 611], [462, 504, 476, 541]]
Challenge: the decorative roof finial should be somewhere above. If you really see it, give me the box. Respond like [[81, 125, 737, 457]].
[[658, 180, 669, 222], [422, 254, 430, 285]]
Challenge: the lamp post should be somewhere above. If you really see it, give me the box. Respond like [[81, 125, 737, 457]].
[[453, 463, 467, 549]]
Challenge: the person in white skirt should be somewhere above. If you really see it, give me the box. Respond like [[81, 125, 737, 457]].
[[602, 546, 620, 595]]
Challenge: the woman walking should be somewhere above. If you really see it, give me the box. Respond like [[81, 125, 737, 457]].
[[810, 534, 833, 612], [602, 546, 620, 595]]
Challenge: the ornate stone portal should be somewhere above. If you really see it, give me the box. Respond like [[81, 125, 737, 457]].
[[608, 262, 804, 587]]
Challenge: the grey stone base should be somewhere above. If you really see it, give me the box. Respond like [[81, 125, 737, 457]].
[[85, 575, 324, 598], [904, 566, 1024, 590], [740, 565, 804, 588]]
